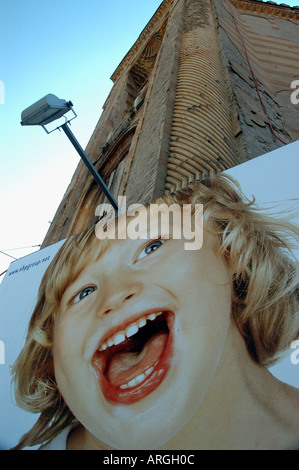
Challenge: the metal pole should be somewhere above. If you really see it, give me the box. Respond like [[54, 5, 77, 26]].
[[61, 122, 119, 215]]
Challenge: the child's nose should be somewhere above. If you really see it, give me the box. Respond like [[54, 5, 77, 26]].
[[102, 293, 134, 315], [98, 283, 142, 316]]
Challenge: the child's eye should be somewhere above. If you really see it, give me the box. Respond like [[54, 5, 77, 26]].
[[73, 286, 96, 304], [137, 239, 165, 261]]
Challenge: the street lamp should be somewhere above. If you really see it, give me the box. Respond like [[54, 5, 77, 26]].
[[21, 94, 119, 214]]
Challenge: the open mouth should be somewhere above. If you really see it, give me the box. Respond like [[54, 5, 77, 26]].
[[92, 310, 174, 405]]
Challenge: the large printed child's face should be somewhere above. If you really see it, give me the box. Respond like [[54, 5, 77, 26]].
[[53, 214, 232, 449]]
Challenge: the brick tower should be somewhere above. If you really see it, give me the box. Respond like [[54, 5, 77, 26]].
[[41, 0, 299, 248]]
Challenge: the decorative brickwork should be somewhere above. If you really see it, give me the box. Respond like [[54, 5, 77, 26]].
[[165, 0, 243, 193]]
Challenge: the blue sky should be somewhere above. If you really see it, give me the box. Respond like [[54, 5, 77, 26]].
[[0, 0, 298, 278], [0, 0, 162, 277]]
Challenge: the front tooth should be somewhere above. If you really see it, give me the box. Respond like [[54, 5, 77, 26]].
[[119, 383, 129, 389], [138, 318, 147, 328], [147, 313, 156, 321], [113, 333, 125, 346], [135, 373, 146, 384], [148, 311, 163, 321], [127, 377, 138, 387], [126, 324, 139, 338], [127, 373, 145, 388], [145, 366, 154, 376], [119, 367, 155, 390]]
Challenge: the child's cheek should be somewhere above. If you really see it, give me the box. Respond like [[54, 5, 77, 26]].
[[53, 315, 75, 365]]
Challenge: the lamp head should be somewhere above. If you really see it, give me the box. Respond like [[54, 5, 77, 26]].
[[21, 94, 73, 127]]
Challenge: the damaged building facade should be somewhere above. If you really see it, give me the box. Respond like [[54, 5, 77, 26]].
[[41, 0, 299, 248]]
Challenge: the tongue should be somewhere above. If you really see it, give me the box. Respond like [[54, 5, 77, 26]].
[[107, 331, 168, 387]]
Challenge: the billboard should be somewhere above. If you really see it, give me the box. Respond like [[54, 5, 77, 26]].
[[0, 143, 298, 450]]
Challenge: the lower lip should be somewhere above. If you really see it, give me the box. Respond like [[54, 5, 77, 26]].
[[96, 314, 174, 405]]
